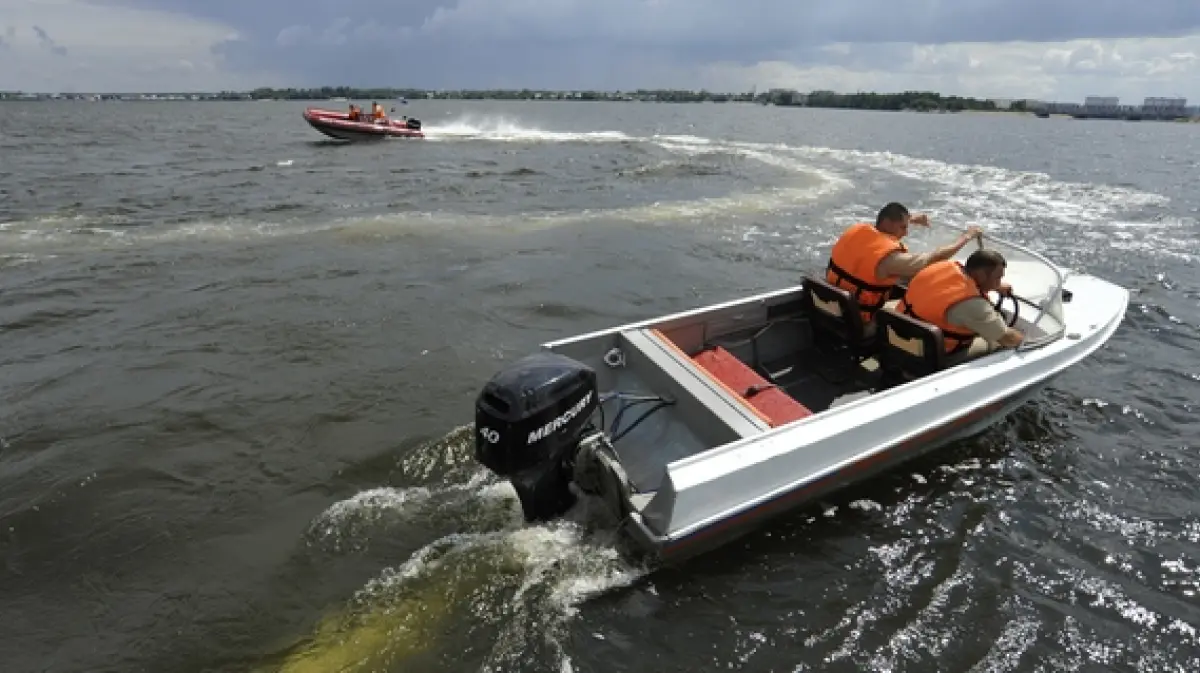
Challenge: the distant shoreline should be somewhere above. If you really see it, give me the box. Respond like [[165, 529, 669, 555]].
[[0, 87, 1006, 113], [0, 95, 1033, 116], [3, 89, 1195, 121]]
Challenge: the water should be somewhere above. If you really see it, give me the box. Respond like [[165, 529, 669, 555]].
[[1, 100, 1198, 672]]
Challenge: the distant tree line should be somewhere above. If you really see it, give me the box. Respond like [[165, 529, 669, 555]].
[[238, 87, 1007, 111], [2, 87, 1019, 112], [768, 89, 1003, 112], [233, 86, 759, 102]]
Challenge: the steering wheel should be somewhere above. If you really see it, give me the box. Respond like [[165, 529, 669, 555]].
[[992, 291, 1019, 327]]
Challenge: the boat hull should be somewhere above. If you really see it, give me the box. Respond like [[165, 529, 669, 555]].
[[472, 232, 1130, 566], [630, 379, 1049, 563], [612, 274, 1125, 564], [302, 107, 424, 141]]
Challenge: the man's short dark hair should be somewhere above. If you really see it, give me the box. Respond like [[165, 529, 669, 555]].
[[876, 202, 909, 227], [964, 249, 1006, 274]]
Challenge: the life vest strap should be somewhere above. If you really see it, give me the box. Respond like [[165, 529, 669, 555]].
[[901, 303, 976, 354], [825, 260, 895, 314], [826, 260, 893, 294]]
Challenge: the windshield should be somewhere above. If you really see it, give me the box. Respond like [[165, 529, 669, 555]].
[[905, 227, 1068, 346]]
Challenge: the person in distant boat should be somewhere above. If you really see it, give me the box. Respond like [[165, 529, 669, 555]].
[[371, 102, 387, 122], [896, 249, 1023, 362], [825, 201, 982, 325], [348, 104, 362, 121]]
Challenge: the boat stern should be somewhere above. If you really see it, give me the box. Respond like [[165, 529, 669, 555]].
[[473, 352, 602, 522]]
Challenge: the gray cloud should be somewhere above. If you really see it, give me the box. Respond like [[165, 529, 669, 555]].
[[197, 0, 1200, 86], [93, 1, 1200, 43], [19, 0, 1200, 96], [32, 25, 68, 56]]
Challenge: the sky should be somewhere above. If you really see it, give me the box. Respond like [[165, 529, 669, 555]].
[[1, 0, 1199, 101]]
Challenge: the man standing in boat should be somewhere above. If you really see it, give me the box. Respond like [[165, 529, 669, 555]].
[[898, 249, 1024, 362], [825, 202, 982, 324]]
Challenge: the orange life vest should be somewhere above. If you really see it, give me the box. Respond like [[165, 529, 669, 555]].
[[825, 222, 907, 323], [896, 260, 985, 354]]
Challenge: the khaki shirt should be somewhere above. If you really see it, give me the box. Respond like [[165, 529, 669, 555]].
[[876, 250, 936, 281], [945, 296, 1008, 343], [879, 250, 1008, 345]]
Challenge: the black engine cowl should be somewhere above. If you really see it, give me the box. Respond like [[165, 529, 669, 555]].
[[474, 352, 599, 521]]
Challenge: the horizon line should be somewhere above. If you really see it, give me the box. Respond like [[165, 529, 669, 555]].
[[1, 86, 1040, 98]]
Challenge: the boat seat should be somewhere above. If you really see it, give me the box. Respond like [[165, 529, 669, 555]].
[[620, 328, 770, 441], [689, 344, 814, 427], [800, 275, 876, 357], [875, 307, 948, 380]]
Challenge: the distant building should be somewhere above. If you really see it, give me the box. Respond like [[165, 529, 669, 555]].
[[1142, 96, 1188, 118], [1041, 101, 1082, 115], [1083, 96, 1120, 115], [766, 88, 805, 106], [1022, 93, 1200, 120]]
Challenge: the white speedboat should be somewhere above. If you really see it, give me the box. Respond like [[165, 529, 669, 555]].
[[472, 234, 1128, 563]]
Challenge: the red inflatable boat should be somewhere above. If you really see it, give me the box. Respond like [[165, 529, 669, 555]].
[[302, 107, 425, 141]]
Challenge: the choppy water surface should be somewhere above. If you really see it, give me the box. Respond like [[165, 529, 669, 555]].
[[1, 100, 1198, 673]]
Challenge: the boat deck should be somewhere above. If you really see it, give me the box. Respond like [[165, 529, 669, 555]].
[[554, 302, 872, 494]]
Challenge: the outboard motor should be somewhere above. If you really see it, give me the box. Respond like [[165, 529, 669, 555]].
[[405, 118, 422, 130], [474, 352, 599, 521]]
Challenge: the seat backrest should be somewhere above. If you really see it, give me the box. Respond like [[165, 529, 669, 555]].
[[876, 306, 946, 379], [801, 275, 868, 347]]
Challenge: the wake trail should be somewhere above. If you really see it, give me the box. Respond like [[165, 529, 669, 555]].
[[258, 425, 649, 673], [422, 115, 635, 144]]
